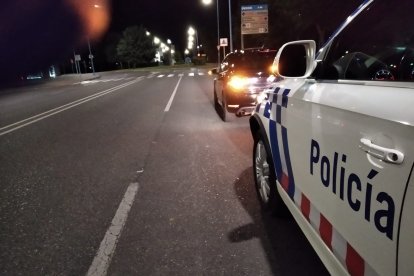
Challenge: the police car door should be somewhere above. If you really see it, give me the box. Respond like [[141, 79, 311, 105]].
[[283, 1, 414, 275]]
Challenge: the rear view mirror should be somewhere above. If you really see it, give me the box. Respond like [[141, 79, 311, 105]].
[[274, 40, 317, 78], [209, 68, 218, 75]]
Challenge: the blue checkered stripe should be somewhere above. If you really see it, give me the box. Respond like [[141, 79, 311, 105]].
[[261, 87, 290, 122], [261, 87, 296, 199]]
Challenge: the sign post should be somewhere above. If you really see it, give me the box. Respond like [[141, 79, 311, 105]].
[[220, 38, 228, 58], [241, 4, 268, 49]]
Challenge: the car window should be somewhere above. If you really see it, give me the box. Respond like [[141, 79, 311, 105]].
[[233, 52, 275, 71], [321, 0, 414, 81]]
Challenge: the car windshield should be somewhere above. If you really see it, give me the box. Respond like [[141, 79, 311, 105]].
[[231, 52, 275, 71]]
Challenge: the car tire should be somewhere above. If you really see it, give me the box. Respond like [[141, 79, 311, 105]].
[[220, 91, 232, 122], [253, 130, 287, 215], [214, 87, 219, 109]]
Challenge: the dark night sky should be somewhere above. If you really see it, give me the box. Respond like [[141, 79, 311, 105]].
[[0, 0, 229, 80]]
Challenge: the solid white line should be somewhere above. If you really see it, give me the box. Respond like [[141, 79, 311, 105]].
[[164, 76, 182, 112], [86, 182, 139, 276], [188, 73, 195, 77], [157, 75, 164, 78], [0, 78, 142, 136]]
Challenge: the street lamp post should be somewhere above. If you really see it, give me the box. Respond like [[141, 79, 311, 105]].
[[202, 0, 233, 64], [227, 0, 233, 52], [87, 38, 95, 74]]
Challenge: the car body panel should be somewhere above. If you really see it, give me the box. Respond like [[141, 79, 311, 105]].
[[250, 0, 414, 274]]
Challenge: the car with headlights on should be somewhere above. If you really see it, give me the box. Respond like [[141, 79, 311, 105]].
[[210, 49, 277, 121], [250, 0, 414, 275]]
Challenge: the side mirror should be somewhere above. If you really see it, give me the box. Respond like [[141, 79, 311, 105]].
[[273, 40, 317, 78], [209, 68, 218, 75]]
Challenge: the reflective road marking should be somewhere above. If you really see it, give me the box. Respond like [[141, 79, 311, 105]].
[[164, 76, 183, 112], [0, 77, 143, 137], [86, 182, 139, 276]]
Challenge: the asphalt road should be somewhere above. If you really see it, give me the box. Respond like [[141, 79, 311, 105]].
[[0, 68, 328, 275]]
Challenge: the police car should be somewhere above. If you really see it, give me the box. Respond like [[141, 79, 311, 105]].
[[250, 0, 413, 275]]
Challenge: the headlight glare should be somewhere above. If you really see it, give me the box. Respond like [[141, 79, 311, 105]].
[[228, 76, 249, 90]]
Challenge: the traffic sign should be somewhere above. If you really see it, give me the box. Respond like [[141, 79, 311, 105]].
[[241, 4, 268, 35], [220, 38, 228, 47]]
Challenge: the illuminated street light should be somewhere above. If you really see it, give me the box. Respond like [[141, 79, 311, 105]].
[[202, 0, 234, 61], [187, 26, 199, 55], [167, 39, 172, 44], [146, 31, 150, 36], [154, 37, 160, 45], [188, 27, 196, 36]]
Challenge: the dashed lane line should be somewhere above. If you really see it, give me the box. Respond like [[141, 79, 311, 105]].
[[86, 182, 139, 276], [164, 76, 183, 112]]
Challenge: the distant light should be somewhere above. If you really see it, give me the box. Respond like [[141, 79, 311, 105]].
[[185, 49, 190, 55], [167, 39, 172, 44], [202, 0, 213, 5], [154, 37, 160, 44], [188, 27, 196, 36], [146, 31, 150, 36], [94, 4, 101, 8]]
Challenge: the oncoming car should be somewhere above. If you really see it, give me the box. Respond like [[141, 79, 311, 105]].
[[210, 49, 277, 121], [250, 0, 414, 275]]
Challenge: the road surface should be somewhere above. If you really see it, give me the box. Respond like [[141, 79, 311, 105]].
[[0, 68, 328, 275]]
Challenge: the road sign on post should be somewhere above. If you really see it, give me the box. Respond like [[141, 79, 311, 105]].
[[220, 38, 228, 47], [241, 4, 268, 35]]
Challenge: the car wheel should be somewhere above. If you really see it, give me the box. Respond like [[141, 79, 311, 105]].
[[253, 131, 287, 215], [214, 87, 219, 109], [220, 91, 232, 122]]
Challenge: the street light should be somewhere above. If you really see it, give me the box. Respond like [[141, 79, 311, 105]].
[[202, 0, 234, 54]]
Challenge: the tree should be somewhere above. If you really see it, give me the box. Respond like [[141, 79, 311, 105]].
[[116, 25, 156, 68]]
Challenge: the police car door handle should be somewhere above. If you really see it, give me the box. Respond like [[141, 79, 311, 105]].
[[359, 138, 404, 164]]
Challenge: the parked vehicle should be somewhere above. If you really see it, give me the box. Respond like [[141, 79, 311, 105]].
[[250, 0, 414, 275], [211, 49, 277, 121]]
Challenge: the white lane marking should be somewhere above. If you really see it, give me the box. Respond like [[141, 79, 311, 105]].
[[157, 75, 164, 78], [188, 73, 195, 77], [164, 76, 183, 112], [178, 73, 184, 77], [198, 72, 204, 76], [146, 72, 157, 78], [167, 74, 174, 78], [86, 182, 139, 276], [0, 77, 143, 137]]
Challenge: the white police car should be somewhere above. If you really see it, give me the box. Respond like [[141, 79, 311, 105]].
[[250, 0, 414, 275]]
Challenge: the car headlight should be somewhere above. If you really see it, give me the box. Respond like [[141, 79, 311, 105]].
[[228, 76, 249, 91]]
